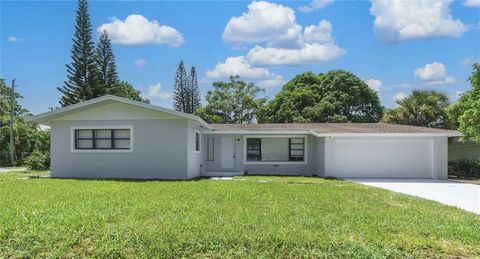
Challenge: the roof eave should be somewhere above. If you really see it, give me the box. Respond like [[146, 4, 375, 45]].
[[203, 130, 462, 137]]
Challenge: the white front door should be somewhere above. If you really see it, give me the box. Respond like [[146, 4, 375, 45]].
[[221, 138, 235, 169]]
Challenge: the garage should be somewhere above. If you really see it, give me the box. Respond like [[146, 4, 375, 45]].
[[325, 137, 437, 179]]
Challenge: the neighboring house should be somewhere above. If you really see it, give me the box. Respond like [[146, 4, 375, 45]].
[[28, 95, 461, 180]]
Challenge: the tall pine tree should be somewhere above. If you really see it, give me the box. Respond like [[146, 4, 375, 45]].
[[58, 0, 103, 106], [173, 60, 188, 112], [187, 66, 201, 113], [96, 30, 119, 94]]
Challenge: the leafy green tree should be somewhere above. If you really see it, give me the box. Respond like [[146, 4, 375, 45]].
[[96, 30, 119, 93], [195, 76, 266, 124], [173, 60, 188, 112], [383, 89, 451, 128], [258, 70, 383, 123], [0, 79, 50, 166], [449, 63, 480, 142], [187, 66, 201, 114], [112, 81, 150, 104], [58, 0, 103, 106]]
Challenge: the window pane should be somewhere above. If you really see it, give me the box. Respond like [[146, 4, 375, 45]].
[[247, 155, 261, 161], [77, 130, 92, 138], [195, 132, 200, 151], [77, 140, 93, 149], [262, 138, 289, 161], [290, 138, 304, 144], [95, 129, 111, 138], [95, 139, 112, 149], [290, 150, 304, 156], [289, 138, 305, 161], [207, 138, 214, 161], [114, 139, 130, 149], [114, 129, 130, 138], [290, 144, 304, 150], [246, 138, 261, 161]]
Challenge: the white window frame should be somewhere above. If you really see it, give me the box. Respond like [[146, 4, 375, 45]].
[[194, 129, 201, 154], [243, 135, 308, 165], [71, 126, 133, 153]]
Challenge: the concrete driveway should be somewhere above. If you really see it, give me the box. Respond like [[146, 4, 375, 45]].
[[349, 179, 480, 215]]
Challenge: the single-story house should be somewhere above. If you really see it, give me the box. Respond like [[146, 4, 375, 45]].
[[28, 95, 461, 180]]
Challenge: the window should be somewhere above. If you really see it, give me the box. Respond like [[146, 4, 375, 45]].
[[289, 138, 305, 161], [246, 138, 261, 161], [246, 137, 305, 163], [74, 129, 131, 150], [207, 137, 215, 161], [194, 131, 200, 152]]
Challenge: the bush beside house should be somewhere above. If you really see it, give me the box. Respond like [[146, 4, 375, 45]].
[[24, 150, 50, 170]]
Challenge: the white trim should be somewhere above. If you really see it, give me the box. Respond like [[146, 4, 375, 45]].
[[70, 125, 133, 153], [243, 135, 308, 165], [203, 130, 461, 137], [194, 129, 201, 154], [28, 95, 212, 129]]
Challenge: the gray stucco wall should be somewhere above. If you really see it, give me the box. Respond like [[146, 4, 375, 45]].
[[50, 119, 189, 179], [202, 134, 318, 176], [314, 137, 326, 176], [186, 120, 205, 178]]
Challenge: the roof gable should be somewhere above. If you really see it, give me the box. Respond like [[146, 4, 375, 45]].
[[28, 95, 211, 128]]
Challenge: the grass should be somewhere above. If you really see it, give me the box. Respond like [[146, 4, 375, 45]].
[[0, 171, 479, 258]]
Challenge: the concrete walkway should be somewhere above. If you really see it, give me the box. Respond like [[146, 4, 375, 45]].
[[349, 178, 480, 215]]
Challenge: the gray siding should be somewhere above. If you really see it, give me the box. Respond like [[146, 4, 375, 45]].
[[51, 119, 189, 179]]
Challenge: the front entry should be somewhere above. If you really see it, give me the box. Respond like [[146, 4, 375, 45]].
[[221, 137, 235, 169]]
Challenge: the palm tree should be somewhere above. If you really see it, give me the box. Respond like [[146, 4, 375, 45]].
[[383, 89, 451, 128]]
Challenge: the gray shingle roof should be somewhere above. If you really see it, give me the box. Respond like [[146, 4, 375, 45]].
[[210, 123, 460, 135]]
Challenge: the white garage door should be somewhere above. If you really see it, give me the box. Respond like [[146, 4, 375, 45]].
[[326, 138, 433, 178]]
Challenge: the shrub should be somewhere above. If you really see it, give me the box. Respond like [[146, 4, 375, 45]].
[[24, 150, 50, 171], [448, 159, 480, 178]]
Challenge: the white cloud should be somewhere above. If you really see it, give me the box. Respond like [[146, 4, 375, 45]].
[[98, 14, 184, 47], [223, 2, 344, 66], [206, 56, 271, 79], [8, 36, 20, 42], [257, 75, 285, 89], [205, 56, 284, 88], [303, 20, 334, 44], [414, 62, 455, 85], [244, 19, 344, 66], [147, 83, 172, 100], [223, 1, 301, 47], [463, 0, 480, 7], [246, 42, 345, 66], [134, 59, 147, 66], [299, 0, 334, 12], [393, 92, 407, 102], [366, 79, 382, 92], [370, 0, 466, 42], [462, 56, 480, 66]]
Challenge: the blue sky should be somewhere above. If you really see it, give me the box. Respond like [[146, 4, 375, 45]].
[[1, 0, 479, 114]]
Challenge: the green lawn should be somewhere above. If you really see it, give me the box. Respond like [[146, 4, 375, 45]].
[[1, 171, 479, 258]]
